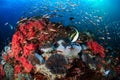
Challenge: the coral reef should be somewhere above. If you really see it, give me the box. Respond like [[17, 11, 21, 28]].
[[0, 17, 120, 80]]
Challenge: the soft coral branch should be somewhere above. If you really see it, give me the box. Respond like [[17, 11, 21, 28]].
[[87, 41, 105, 58]]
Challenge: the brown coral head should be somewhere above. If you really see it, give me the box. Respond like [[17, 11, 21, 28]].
[[45, 54, 68, 74]]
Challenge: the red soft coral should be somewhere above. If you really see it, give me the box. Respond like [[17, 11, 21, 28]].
[[18, 57, 33, 73], [10, 18, 49, 76], [3, 54, 8, 61], [87, 41, 105, 58], [12, 31, 23, 58], [0, 65, 5, 80], [23, 43, 37, 57], [19, 23, 27, 35], [2, 52, 13, 61], [14, 65, 21, 74]]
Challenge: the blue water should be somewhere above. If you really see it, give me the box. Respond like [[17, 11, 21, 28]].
[[0, 0, 120, 51]]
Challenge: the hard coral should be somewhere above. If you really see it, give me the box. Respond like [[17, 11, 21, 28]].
[[45, 54, 67, 74]]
